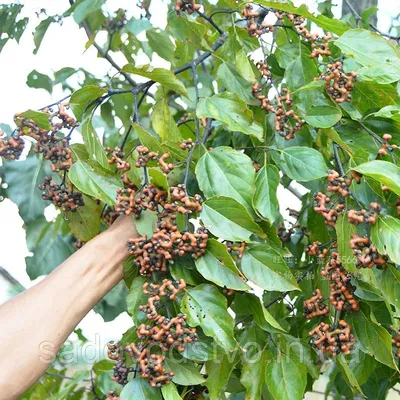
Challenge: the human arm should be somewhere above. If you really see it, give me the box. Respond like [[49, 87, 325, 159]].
[[0, 215, 138, 399]]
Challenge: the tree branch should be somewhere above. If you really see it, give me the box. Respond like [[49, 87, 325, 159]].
[[342, 0, 400, 42]]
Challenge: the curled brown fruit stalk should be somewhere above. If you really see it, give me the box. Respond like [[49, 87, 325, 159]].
[[38, 176, 84, 213], [175, 0, 200, 14], [253, 84, 304, 140], [306, 241, 329, 259], [106, 391, 120, 400], [0, 131, 25, 160], [303, 289, 329, 319], [309, 320, 355, 356], [225, 241, 246, 259], [391, 326, 400, 358], [316, 62, 357, 103], [321, 252, 360, 312], [15, 103, 77, 172], [350, 233, 387, 269], [378, 133, 399, 156], [314, 170, 362, 228], [108, 279, 198, 388], [12, 104, 85, 212]]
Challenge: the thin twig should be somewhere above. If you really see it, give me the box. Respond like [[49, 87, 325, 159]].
[[359, 121, 396, 164], [342, 0, 400, 42], [45, 371, 91, 382], [264, 264, 315, 309], [333, 142, 363, 209]]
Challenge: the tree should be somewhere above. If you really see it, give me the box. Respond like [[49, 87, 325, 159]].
[[1, 0, 400, 399]]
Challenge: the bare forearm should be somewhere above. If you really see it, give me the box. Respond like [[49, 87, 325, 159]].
[[0, 216, 138, 399]]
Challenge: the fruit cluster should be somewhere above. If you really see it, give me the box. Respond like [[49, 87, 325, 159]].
[[303, 289, 329, 319], [38, 176, 84, 212], [306, 241, 329, 259], [225, 241, 246, 259], [106, 391, 120, 400], [378, 133, 399, 156], [317, 62, 357, 103], [305, 250, 359, 356], [175, 0, 200, 14], [15, 104, 77, 172], [350, 234, 387, 269], [128, 220, 208, 276], [391, 327, 400, 358], [241, 6, 332, 60], [108, 279, 198, 388], [321, 252, 360, 312], [0, 131, 25, 160], [253, 85, 304, 140], [309, 320, 355, 356], [241, 5, 273, 37], [314, 192, 345, 228]]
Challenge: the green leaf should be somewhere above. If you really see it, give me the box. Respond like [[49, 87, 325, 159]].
[[26, 70, 52, 93], [241, 244, 299, 292], [375, 265, 400, 315], [164, 357, 205, 386], [358, 64, 400, 84], [181, 283, 237, 351], [69, 85, 107, 121], [217, 62, 254, 103], [182, 333, 225, 362], [135, 209, 157, 238], [18, 110, 51, 130], [68, 161, 122, 205], [80, 116, 110, 170], [240, 348, 267, 400], [73, 0, 105, 24], [146, 29, 175, 61], [285, 55, 318, 91], [305, 105, 342, 128], [206, 353, 239, 400], [366, 105, 400, 122], [265, 350, 307, 400], [67, 196, 102, 242], [256, 0, 349, 35], [201, 196, 265, 242], [336, 354, 365, 396], [195, 239, 250, 290], [54, 67, 77, 84], [197, 92, 263, 140], [352, 82, 398, 115], [371, 215, 400, 265], [133, 123, 164, 154], [122, 64, 188, 98], [0, 156, 52, 223], [347, 305, 398, 370], [319, 128, 353, 155], [120, 378, 161, 400], [196, 147, 255, 215], [335, 29, 400, 68], [353, 161, 400, 195], [26, 216, 74, 279], [151, 98, 182, 142], [148, 167, 169, 193], [336, 214, 357, 270], [245, 293, 285, 333], [280, 146, 329, 182], [253, 164, 280, 223], [161, 383, 182, 400], [126, 276, 148, 326], [33, 17, 55, 55]]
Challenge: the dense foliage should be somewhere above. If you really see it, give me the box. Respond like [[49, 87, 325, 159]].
[[1, 0, 400, 398]]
